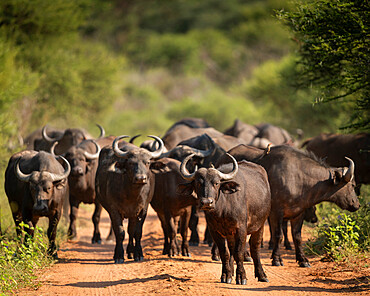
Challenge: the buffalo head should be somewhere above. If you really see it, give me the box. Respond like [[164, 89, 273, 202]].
[[177, 153, 239, 210], [15, 155, 70, 215], [108, 135, 164, 184]]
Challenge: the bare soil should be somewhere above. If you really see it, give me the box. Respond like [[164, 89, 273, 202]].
[[20, 205, 369, 296]]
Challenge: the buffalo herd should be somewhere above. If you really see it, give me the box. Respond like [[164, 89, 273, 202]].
[[4, 118, 368, 285]]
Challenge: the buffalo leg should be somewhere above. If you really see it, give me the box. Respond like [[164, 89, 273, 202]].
[[127, 213, 147, 261], [91, 200, 102, 244], [106, 224, 115, 241], [290, 213, 310, 267], [67, 197, 80, 239], [47, 211, 61, 258], [166, 213, 179, 257], [188, 205, 199, 246], [250, 226, 268, 282], [270, 211, 284, 266], [179, 207, 191, 257], [209, 228, 232, 284], [282, 220, 292, 250], [110, 210, 125, 263], [229, 230, 247, 285]]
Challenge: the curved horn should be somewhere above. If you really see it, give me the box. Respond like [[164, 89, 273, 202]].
[[113, 135, 130, 158], [15, 158, 32, 182], [147, 135, 164, 158], [130, 134, 141, 144], [343, 157, 355, 182], [215, 153, 238, 180], [49, 156, 71, 182], [83, 140, 101, 160], [96, 124, 105, 138], [50, 141, 58, 156], [42, 125, 62, 143], [180, 153, 197, 181]]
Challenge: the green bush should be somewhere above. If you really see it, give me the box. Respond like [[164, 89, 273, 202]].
[[0, 224, 54, 294], [306, 186, 370, 261]]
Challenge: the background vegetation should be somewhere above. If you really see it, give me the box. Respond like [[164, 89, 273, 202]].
[[0, 0, 368, 293]]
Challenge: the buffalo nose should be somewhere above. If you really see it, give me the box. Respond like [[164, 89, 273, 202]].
[[33, 201, 48, 213], [200, 198, 214, 209], [72, 166, 84, 176], [134, 174, 147, 184]]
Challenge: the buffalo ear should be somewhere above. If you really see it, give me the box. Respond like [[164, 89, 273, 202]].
[[54, 178, 67, 190], [331, 169, 342, 185], [176, 183, 195, 196], [220, 181, 241, 194], [150, 161, 170, 174]]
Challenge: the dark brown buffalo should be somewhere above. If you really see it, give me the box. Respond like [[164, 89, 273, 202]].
[[150, 158, 198, 257], [224, 119, 259, 144], [24, 127, 64, 150], [95, 135, 164, 263], [255, 123, 293, 145], [4, 151, 70, 256], [32, 124, 105, 155], [178, 154, 271, 285], [63, 136, 115, 243], [302, 133, 370, 193], [221, 144, 360, 267]]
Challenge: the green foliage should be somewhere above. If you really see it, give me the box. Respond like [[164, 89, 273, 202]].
[[240, 55, 355, 136], [277, 0, 370, 131], [0, 224, 53, 294], [306, 186, 370, 261]]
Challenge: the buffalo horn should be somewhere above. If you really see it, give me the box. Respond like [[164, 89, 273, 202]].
[[180, 153, 197, 181], [130, 134, 141, 144], [84, 140, 101, 160], [50, 141, 58, 156], [96, 124, 105, 138], [343, 157, 355, 183], [42, 125, 62, 143], [113, 135, 130, 158], [215, 153, 238, 180], [48, 156, 71, 182], [15, 158, 32, 182], [147, 135, 164, 158]]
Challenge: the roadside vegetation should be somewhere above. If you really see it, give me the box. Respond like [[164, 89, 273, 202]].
[[0, 0, 368, 294]]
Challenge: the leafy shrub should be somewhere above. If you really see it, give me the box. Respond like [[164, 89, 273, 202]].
[[306, 186, 370, 261], [0, 223, 54, 294]]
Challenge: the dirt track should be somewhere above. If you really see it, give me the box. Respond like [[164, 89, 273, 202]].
[[20, 205, 369, 296]]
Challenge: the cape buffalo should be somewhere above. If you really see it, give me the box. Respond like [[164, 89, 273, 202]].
[[224, 119, 259, 144], [32, 124, 105, 155], [5, 151, 70, 256], [63, 136, 115, 243], [220, 144, 360, 267], [302, 133, 370, 194], [95, 135, 164, 263], [178, 153, 271, 285], [150, 157, 198, 257]]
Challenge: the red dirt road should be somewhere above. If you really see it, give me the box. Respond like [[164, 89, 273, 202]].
[[20, 205, 369, 296]]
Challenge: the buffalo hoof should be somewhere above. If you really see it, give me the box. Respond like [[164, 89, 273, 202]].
[[284, 244, 292, 250], [236, 278, 247, 285], [189, 241, 199, 246], [272, 260, 283, 266], [91, 239, 102, 244], [258, 277, 269, 282], [134, 256, 144, 262], [114, 258, 124, 264], [299, 261, 311, 268], [244, 256, 253, 263], [212, 255, 220, 261], [127, 253, 133, 259]]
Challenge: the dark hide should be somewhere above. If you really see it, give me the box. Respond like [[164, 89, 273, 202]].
[[219, 144, 360, 267], [95, 141, 158, 263], [302, 133, 370, 192], [177, 160, 271, 285], [4, 151, 69, 257], [150, 158, 198, 257], [64, 136, 115, 243], [224, 119, 259, 144]]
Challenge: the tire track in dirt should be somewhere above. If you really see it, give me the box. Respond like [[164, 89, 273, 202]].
[[19, 204, 368, 296]]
